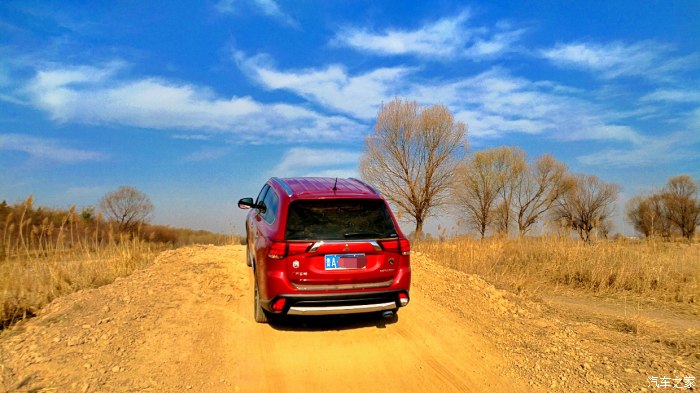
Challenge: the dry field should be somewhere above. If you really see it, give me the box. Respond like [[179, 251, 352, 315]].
[[415, 237, 700, 364], [1, 199, 157, 329], [3, 244, 698, 392], [0, 196, 239, 330], [0, 212, 698, 392], [414, 236, 700, 305]]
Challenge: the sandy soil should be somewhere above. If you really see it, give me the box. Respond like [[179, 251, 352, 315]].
[[1, 245, 697, 392]]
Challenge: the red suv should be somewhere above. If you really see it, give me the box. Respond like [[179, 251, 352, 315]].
[[238, 177, 411, 323]]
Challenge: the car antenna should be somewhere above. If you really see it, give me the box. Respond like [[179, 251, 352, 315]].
[[332, 177, 338, 191]]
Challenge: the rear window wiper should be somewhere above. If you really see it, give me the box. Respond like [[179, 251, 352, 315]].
[[344, 232, 383, 239]]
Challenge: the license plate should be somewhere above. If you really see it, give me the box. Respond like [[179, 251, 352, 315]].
[[324, 254, 367, 270]]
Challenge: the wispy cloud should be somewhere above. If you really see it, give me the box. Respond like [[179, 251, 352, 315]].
[[23, 62, 364, 143], [271, 147, 360, 178], [690, 108, 700, 130], [236, 51, 412, 119], [407, 69, 647, 144], [236, 52, 651, 146], [0, 133, 105, 163], [172, 134, 211, 141], [540, 41, 696, 80], [214, 0, 297, 27], [466, 29, 524, 58], [333, 11, 523, 60], [184, 147, 230, 162], [577, 132, 696, 167], [641, 89, 700, 103]]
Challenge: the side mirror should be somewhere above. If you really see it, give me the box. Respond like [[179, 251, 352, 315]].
[[238, 197, 255, 209]]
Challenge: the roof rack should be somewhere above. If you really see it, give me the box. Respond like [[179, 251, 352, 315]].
[[349, 178, 379, 195], [271, 177, 293, 197]]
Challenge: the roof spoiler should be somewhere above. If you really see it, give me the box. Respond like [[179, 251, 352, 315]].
[[349, 178, 379, 195]]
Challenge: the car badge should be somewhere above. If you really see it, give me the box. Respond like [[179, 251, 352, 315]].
[[292, 260, 300, 269], [343, 243, 350, 251]]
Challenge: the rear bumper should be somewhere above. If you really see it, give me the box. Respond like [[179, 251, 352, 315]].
[[288, 301, 397, 316], [263, 290, 410, 316]]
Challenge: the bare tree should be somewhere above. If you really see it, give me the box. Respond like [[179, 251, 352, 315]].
[[492, 146, 526, 235], [662, 175, 700, 240], [552, 174, 620, 242], [360, 98, 466, 240], [492, 202, 511, 236], [513, 154, 571, 236], [99, 186, 154, 232], [626, 194, 671, 238], [453, 148, 508, 239]]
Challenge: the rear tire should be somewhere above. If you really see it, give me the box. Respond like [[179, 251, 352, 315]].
[[253, 278, 268, 324]]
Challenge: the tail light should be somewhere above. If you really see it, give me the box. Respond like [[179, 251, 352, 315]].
[[399, 239, 411, 256], [379, 239, 411, 256], [267, 242, 312, 259], [379, 239, 400, 253], [267, 242, 287, 259], [288, 242, 312, 256], [398, 292, 409, 306], [271, 298, 286, 312]]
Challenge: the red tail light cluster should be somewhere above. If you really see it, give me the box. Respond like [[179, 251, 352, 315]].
[[267, 242, 312, 259], [398, 292, 409, 306], [379, 239, 411, 256], [267, 242, 287, 259], [271, 298, 286, 312], [399, 239, 410, 256]]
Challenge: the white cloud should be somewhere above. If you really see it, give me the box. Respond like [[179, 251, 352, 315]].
[[254, 0, 287, 19], [237, 53, 650, 146], [466, 30, 524, 58], [0, 92, 26, 106], [335, 12, 470, 58], [172, 134, 211, 141], [577, 132, 696, 167], [271, 147, 360, 178], [541, 41, 696, 80], [214, 0, 235, 13], [237, 51, 412, 119], [641, 89, 700, 103], [407, 69, 647, 144], [184, 147, 230, 162], [333, 11, 523, 59], [690, 108, 700, 129], [454, 109, 549, 138], [24, 62, 365, 143], [214, 0, 297, 27], [0, 133, 105, 163]]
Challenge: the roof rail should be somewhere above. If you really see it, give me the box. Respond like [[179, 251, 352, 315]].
[[349, 178, 379, 195], [271, 177, 293, 197]]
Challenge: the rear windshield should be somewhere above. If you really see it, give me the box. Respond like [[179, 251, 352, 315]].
[[285, 199, 398, 241]]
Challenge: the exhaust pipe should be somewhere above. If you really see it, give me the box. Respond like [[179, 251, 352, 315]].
[[382, 310, 394, 319]]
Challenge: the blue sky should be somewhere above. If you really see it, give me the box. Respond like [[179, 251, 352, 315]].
[[1, 0, 699, 235]]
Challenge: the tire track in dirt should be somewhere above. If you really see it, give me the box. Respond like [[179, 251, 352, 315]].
[[225, 248, 526, 393], [0, 245, 531, 392], [10, 245, 693, 392]]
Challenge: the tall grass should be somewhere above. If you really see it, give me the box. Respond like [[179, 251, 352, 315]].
[[0, 196, 157, 328], [414, 236, 700, 304]]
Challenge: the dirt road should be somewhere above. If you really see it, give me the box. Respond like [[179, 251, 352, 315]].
[[1, 245, 697, 392]]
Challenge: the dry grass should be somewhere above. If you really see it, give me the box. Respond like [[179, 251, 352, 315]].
[[143, 224, 237, 246], [0, 197, 157, 328], [414, 236, 700, 305]]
